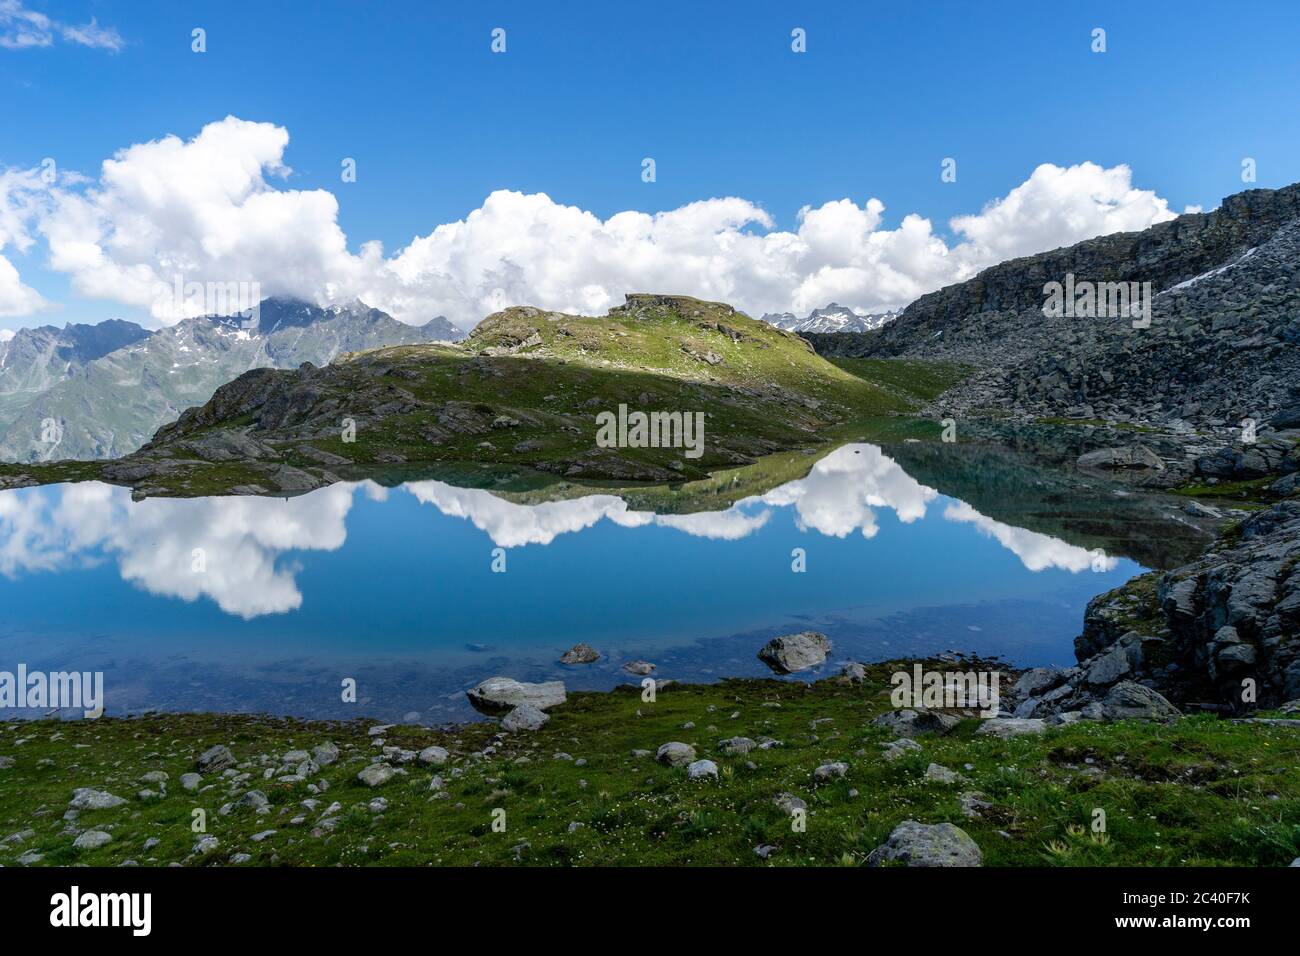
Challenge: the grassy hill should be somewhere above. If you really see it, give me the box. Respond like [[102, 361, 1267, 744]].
[[1, 295, 967, 498]]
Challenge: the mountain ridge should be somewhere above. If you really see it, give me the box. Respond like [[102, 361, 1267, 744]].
[[0, 299, 464, 462], [804, 181, 1300, 431]]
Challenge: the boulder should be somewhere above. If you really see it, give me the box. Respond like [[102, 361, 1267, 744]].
[[467, 677, 567, 713], [686, 759, 718, 781], [975, 717, 1048, 738], [717, 737, 757, 756], [813, 761, 848, 782], [418, 746, 450, 766], [774, 793, 807, 815], [756, 631, 831, 674], [1101, 682, 1181, 722], [872, 709, 961, 738], [866, 821, 983, 867], [196, 744, 236, 773], [841, 661, 868, 683], [655, 742, 696, 767], [73, 830, 112, 851], [1077, 446, 1164, 471], [501, 703, 549, 732], [68, 788, 127, 811], [357, 764, 395, 787], [559, 643, 600, 664]]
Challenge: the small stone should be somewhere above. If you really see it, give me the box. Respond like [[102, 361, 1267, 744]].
[[841, 662, 867, 683], [559, 643, 600, 664], [656, 742, 696, 767], [418, 746, 450, 766], [880, 738, 923, 760], [357, 764, 395, 787], [976, 718, 1048, 738], [924, 763, 962, 784], [959, 792, 994, 819], [196, 744, 235, 773], [813, 761, 848, 782], [774, 793, 806, 815], [69, 788, 127, 811], [312, 742, 340, 766], [192, 835, 220, 856], [686, 759, 718, 781], [717, 736, 756, 755], [73, 830, 112, 851], [501, 703, 549, 733]]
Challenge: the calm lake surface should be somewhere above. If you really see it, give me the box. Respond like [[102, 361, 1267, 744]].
[[0, 442, 1198, 721]]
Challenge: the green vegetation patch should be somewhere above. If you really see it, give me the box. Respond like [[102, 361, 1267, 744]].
[[2, 663, 1296, 867]]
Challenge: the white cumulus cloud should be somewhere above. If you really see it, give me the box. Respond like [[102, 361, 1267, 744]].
[[0, 1, 123, 52], [9, 117, 1180, 327]]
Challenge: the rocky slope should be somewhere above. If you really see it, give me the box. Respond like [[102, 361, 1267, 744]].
[[0, 298, 461, 462], [1016, 501, 1300, 715], [0, 318, 150, 399], [808, 182, 1300, 433]]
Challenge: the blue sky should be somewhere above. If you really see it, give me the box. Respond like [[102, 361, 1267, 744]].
[[2, 0, 1298, 330]]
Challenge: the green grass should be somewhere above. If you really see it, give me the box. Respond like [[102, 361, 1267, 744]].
[[3, 662, 1297, 867], [828, 357, 972, 404], [1172, 476, 1276, 505], [1035, 416, 1160, 434]]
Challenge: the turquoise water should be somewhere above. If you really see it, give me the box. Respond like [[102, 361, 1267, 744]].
[[0, 443, 1155, 721]]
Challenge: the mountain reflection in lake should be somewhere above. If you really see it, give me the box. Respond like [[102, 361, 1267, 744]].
[[0, 443, 1189, 721]]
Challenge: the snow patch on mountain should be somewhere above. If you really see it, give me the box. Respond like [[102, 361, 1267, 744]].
[[761, 303, 903, 334]]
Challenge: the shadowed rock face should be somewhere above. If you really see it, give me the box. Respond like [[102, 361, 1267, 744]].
[[1067, 502, 1300, 710], [0, 319, 151, 397]]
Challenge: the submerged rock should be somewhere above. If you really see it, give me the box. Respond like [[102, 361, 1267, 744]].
[[559, 643, 600, 664]]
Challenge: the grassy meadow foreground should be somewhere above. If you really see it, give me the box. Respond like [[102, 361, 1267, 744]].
[[2, 662, 1297, 868]]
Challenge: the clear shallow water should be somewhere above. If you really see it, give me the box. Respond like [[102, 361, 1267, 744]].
[[0, 443, 1152, 721]]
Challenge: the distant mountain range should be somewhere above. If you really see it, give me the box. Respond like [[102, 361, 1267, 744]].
[[0, 298, 462, 462], [761, 303, 903, 334]]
